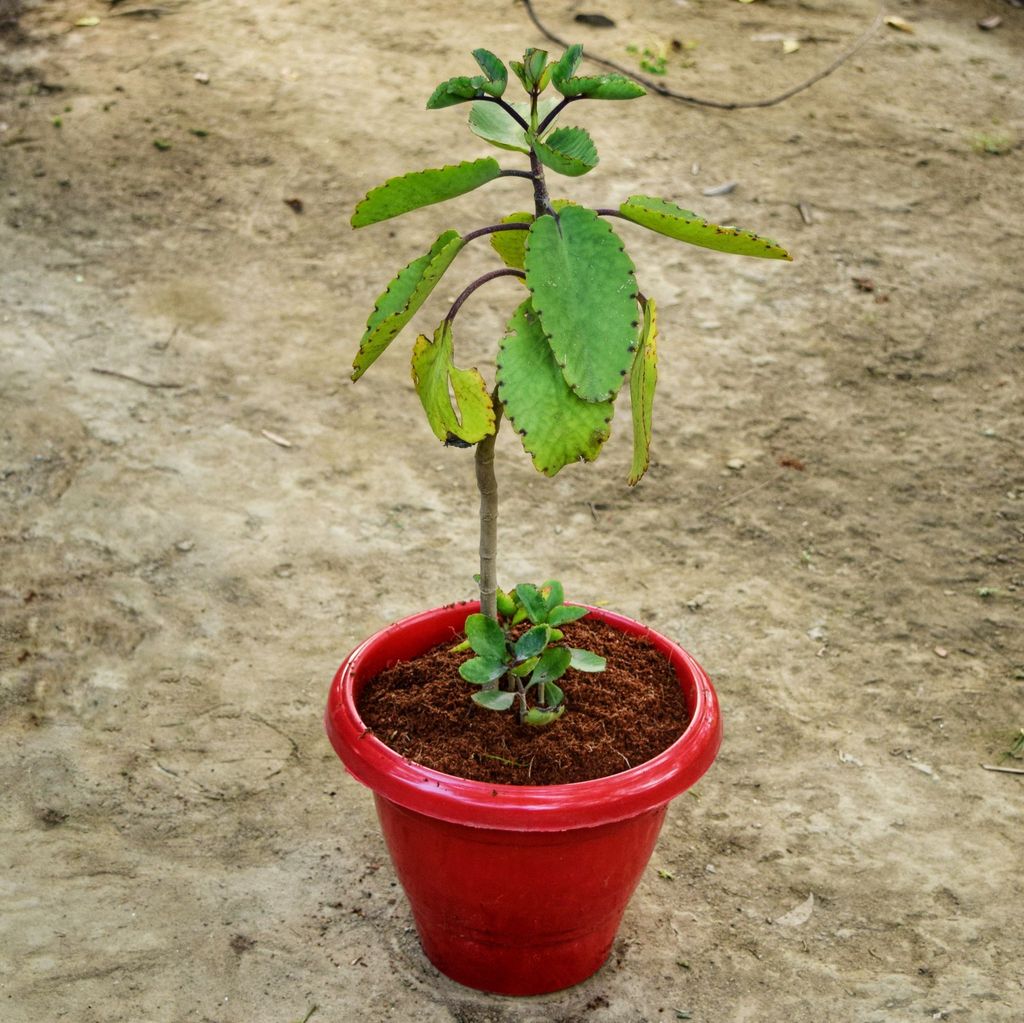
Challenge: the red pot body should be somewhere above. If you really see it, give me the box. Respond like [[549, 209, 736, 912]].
[[324, 603, 722, 996]]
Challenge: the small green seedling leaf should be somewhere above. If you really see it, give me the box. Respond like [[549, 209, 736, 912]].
[[464, 612, 509, 661], [352, 229, 464, 381], [554, 74, 646, 100], [351, 157, 502, 228], [472, 48, 508, 97], [511, 605, 529, 627], [628, 296, 658, 485], [468, 97, 557, 153], [411, 321, 496, 445], [473, 689, 516, 711], [569, 648, 606, 672], [543, 681, 565, 709], [496, 588, 517, 618], [511, 656, 540, 676], [531, 645, 572, 686], [459, 656, 510, 684], [496, 301, 614, 475], [525, 205, 638, 402], [548, 604, 588, 626], [515, 624, 551, 661], [532, 126, 599, 177], [618, 195, 792, 260], [514, 582, 549, 625], [541, 580, 564, 611], [449, 638, 472, 653], [523, 705, 565, 727]]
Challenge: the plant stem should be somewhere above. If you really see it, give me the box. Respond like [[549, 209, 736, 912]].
[[499, 169, 534, 180], [594, 207, 627, 218], [475, 387, 503, 620], [445, 268, 526, 325], [529, 149, 552, 218], [460, 222, 532, 245]]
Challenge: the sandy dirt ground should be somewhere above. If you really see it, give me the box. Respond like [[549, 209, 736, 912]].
[[2, 1, 1022, 1020]]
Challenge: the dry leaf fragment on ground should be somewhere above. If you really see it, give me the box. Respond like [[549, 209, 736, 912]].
[[977, 16, 1002, 30], [261, 429, 293, 448], [885, 16, 915, 33], [703, 181, 737, 196], [774, 893, 814, 927]]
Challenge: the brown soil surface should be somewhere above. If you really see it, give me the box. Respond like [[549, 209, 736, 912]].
[[2, 2, 1023, 1022], [358, 618, 690, 785]]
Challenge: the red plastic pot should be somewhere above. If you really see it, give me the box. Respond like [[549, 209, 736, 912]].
[[324, 602, 721, 996]]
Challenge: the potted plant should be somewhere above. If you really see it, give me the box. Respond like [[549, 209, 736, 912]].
[[325, 44, 790, 995]]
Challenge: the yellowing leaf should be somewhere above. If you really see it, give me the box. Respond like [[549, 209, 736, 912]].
[[411, 321, 495, 446], [628, 298, 657, 486]]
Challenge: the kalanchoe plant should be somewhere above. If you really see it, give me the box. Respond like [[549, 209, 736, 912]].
[[456, 581, 607, 726], [349, 44, 791, 723]]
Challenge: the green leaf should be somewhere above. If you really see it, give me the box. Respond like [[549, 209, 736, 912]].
[[464, 612, 509, 661], [551, 44, 583, 86], [543, 682, 565, 709], [548, 604, 588, 626], [472, 48, 508, 97], [618, 195, 793, 260], [473, 689, 516, 711], [541, 580, 564, 611], [554, 74, 646, 100], [523, 705, 565, 726], [411, 322, 496, 445], [460, 656, 509, 684], [352, 230, 464, 381], [496, 588, 517, 618], [509, 60, 529, 91], [524, 205, 639, 402], [468, 98, 557, 153], [489, 200, 575, 270], [513, 583, 549, 625], [496, 300, 614, 475], [532, 126, 599, 177], [525, 48, 548, 87], [351, 158, 502, 228], [628, 296, 658, 485], [569, 648, 606, 672], [515, 625, 550, 661], [491, 211, 533, 269], [531, 645, 572, 687], [427, 75, 486, 110], [511, 656, 539, 676]]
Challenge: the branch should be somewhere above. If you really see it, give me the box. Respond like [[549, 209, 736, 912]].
[[537, 95, 581, 134], [520, 1, 886, 111], [446, 268, 526, 324], [477, 94, 530, 129], [462, 222, 533, 245]]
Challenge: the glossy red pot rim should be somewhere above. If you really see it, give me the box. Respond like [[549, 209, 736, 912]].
[[325, 602, 722, 832]]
